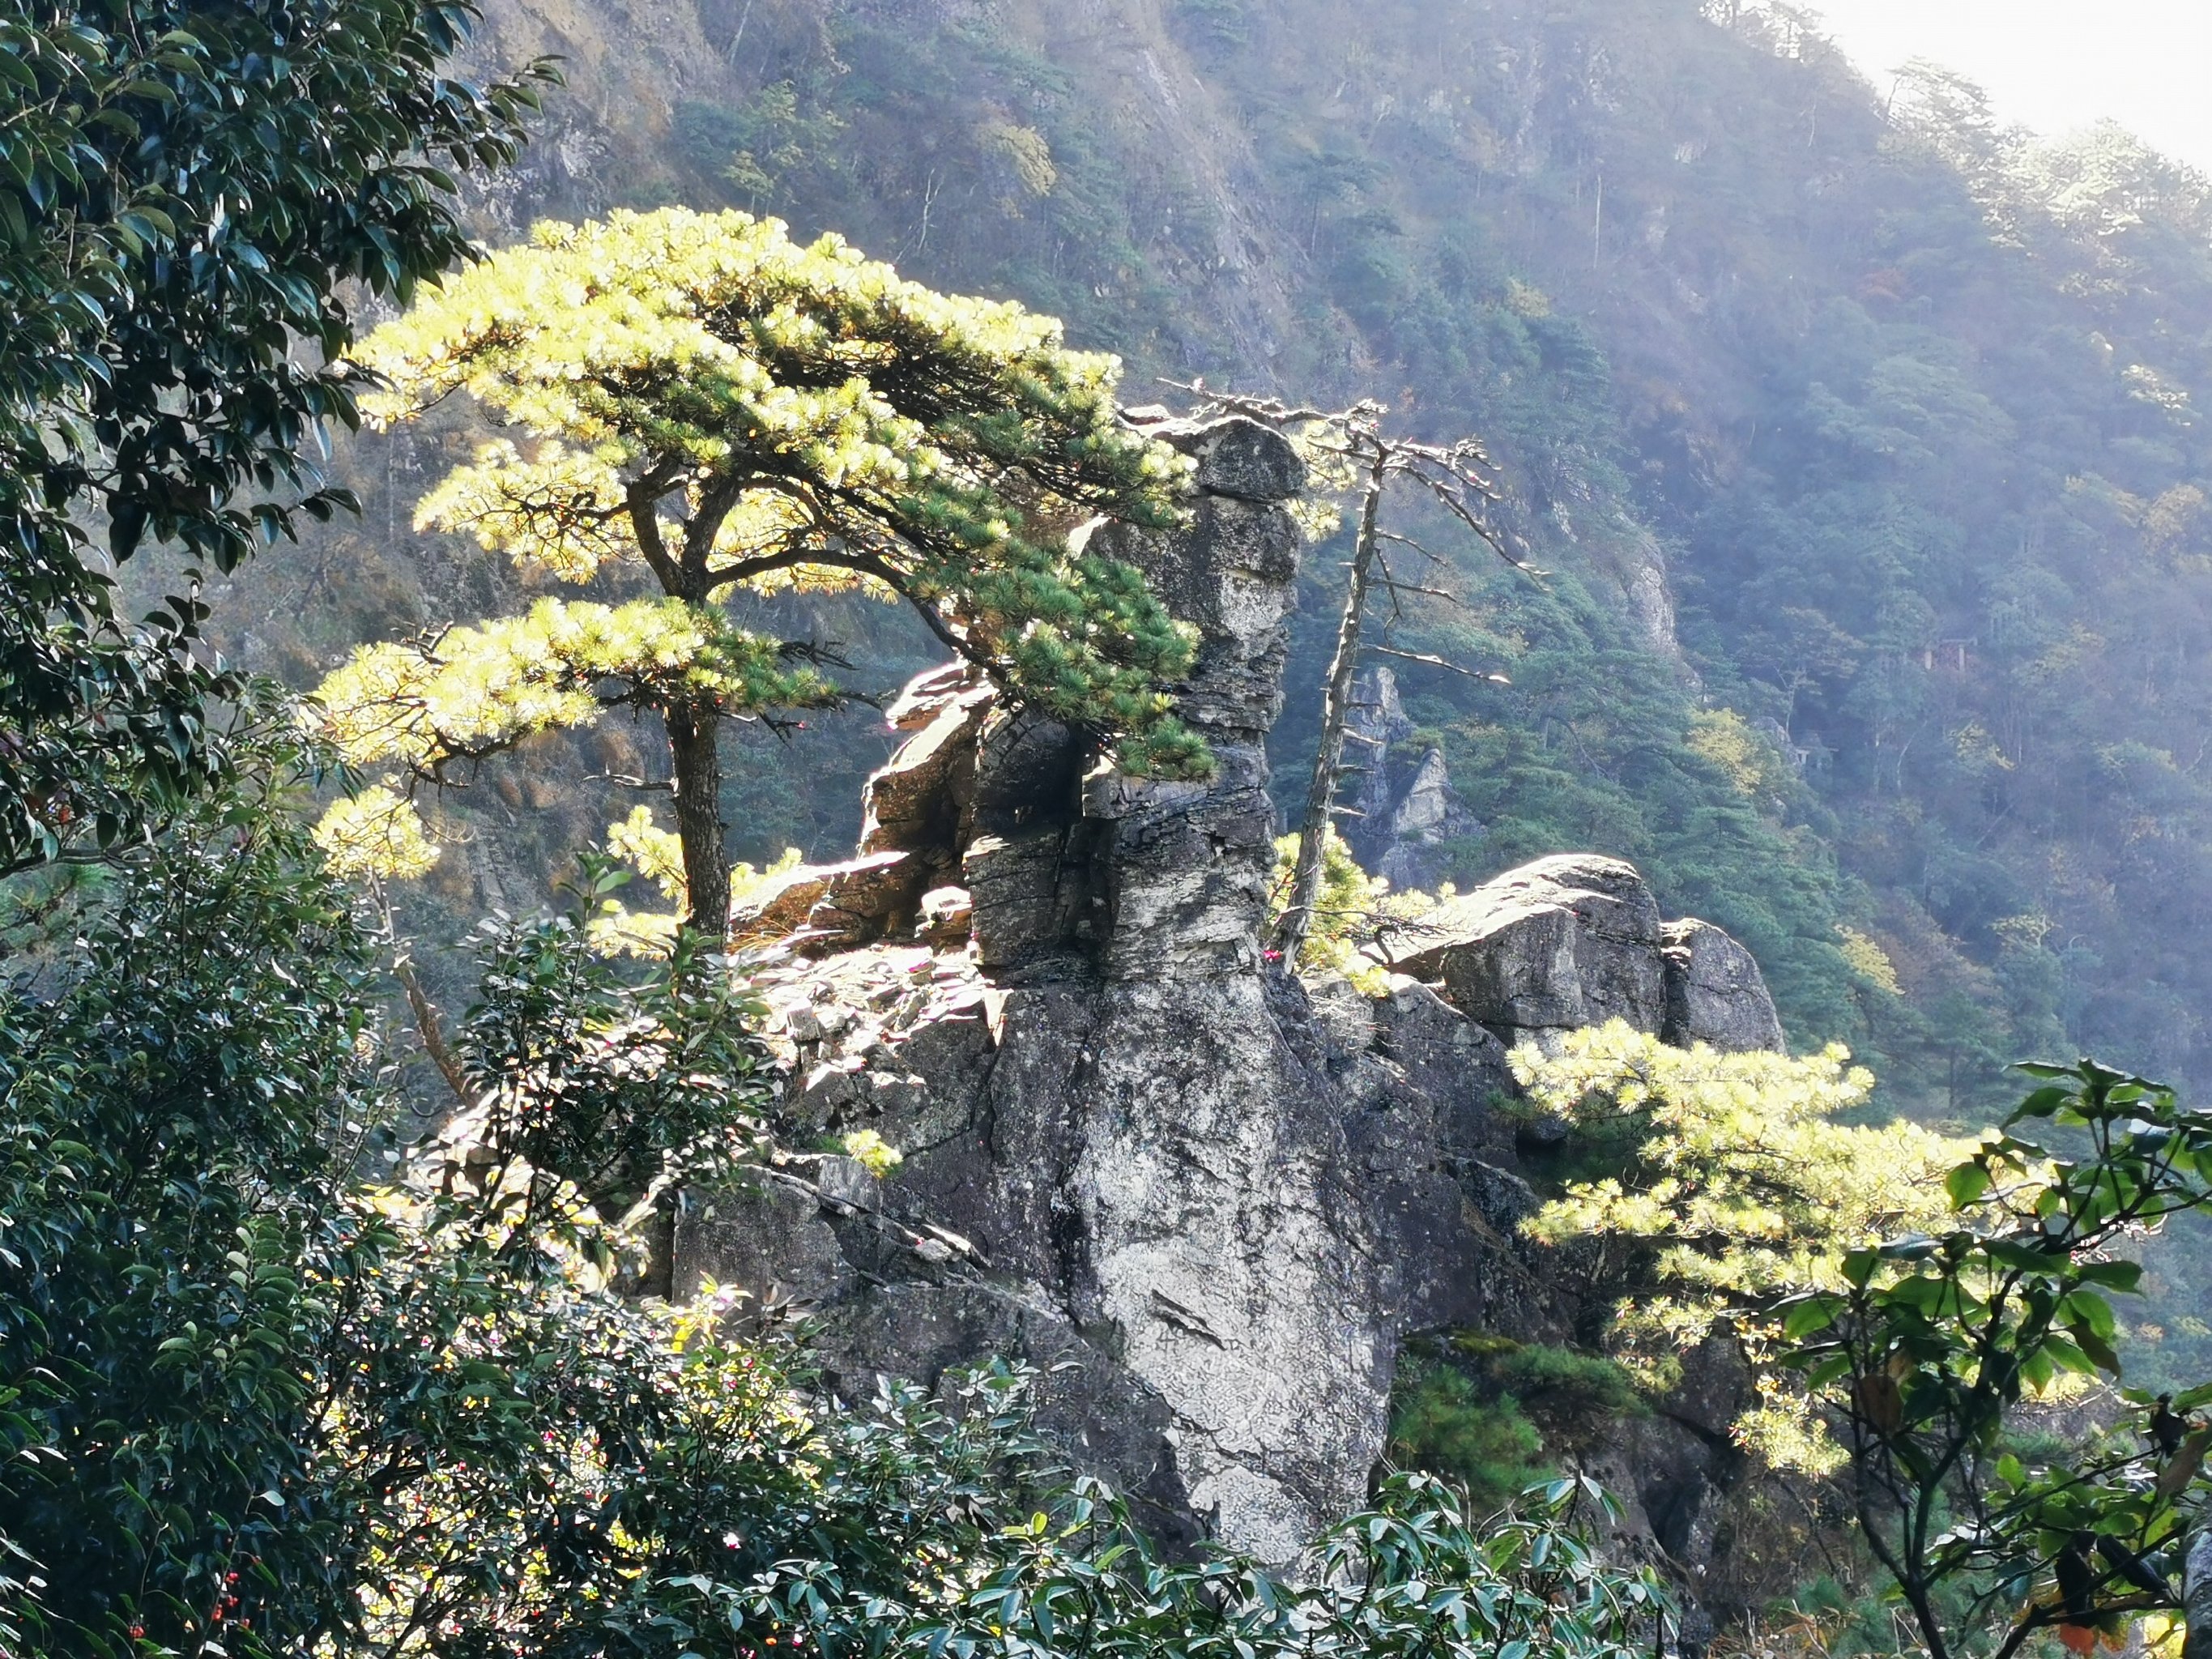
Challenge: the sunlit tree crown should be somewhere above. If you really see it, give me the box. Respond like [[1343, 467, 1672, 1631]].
[[1515, 1021, 1971, 1471], [315, 208, 1214, 911], [351, 206, 1205, 774]]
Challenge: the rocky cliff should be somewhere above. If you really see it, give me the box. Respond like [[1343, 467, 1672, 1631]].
[[1340, 666, 1481, 893], [674, 413, 1789, 1599]]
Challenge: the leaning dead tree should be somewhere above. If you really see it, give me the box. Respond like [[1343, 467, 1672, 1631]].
[[1174, 386, 1531, 965]]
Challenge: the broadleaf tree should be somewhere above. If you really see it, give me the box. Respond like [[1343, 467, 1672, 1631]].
[[1779, 1060, 2212, 1659], [0, 0, 552, 878], [313, 207, 1209, 936]]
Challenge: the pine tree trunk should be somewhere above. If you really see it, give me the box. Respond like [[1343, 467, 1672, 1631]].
[[664, 695, 731, 941], [640, 696, 728, 1294], [1275, 470, 1385, 966]]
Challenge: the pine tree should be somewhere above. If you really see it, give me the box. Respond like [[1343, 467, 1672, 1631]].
[[313, 207, 1207, 936]]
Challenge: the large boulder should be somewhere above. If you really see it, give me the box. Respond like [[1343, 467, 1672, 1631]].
[[1661, 919, 1787, 1053], [1377, 855, 1786, 1056], [1381, 854, 1669, 1042]]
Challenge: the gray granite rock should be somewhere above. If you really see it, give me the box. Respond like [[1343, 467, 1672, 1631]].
[[1374, 855, 1784, 1056], [1123, 411, 1309, 504], [678, 409, 1788, 1593], [1381, 853, 1669, 1041], [1660, 918, 1787, 1053]]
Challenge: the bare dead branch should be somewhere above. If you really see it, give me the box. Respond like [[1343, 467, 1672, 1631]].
[[395, 958, 471, 1108], [1362, 644, 1511, 683]]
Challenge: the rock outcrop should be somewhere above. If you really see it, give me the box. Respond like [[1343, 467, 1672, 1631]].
[[675, 409, 1788, 1592], [1661, 919, 1788, 1053], [1379, 854, 1784, 1056], [681, 416, 1456, 1558], [1340, 666, 1481, 892], [1384, 854, 1669, 1042]]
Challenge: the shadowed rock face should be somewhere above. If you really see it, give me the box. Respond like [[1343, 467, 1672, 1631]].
[[1661, 919, 1788, 1053], [1340, 666, 1481, 893], [676, 411, 1784, 1584]]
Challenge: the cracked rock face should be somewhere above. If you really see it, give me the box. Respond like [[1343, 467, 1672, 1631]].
[[679, 416, 1488, 1555], [674, 411, 1784, 1575], [680, 931, 1541, 1559], [1660, 919, 1788, 1053]]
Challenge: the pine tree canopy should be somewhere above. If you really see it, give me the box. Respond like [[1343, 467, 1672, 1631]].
[[318, 207, 1212, 831]]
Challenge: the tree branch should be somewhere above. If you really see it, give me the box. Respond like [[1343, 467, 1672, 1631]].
[[1363, 643, 1509, 682]]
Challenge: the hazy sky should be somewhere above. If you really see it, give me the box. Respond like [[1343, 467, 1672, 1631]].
[[1805, 0, 2212, 173]]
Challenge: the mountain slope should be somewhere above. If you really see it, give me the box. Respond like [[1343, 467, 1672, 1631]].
[[203, 0, 2212, 1120]]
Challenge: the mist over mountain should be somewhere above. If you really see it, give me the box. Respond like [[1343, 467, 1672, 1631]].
[[230, 0, 2212, 1117]]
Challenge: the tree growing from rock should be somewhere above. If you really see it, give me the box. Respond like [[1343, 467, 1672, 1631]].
[[1176, 388, 1524, 964], [313, 207, 1207, 936], [1515, 1021, 1967, 1462]]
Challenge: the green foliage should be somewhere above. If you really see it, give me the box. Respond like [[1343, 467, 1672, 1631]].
[[1778, 1060, 2212, 1659], [312, 595, 846, 864], [1516, 1022, 1970, 1466], [1388, 1338, 1645, 1515], [1389, 1345, 1654, 1530], [0, 0, 549, 879], [709, 1464, 1669, 1659], [1386, 1358, 1550, 1520], [319, 205, 1210, 912], [1266, 825, 1438, 988], [1490, 1344, 1647, 1442], [676, 81, 848, 210], [0, 719, 792, 1653], [0, 724, 382, 1651], [447, 859, 778, 1222]]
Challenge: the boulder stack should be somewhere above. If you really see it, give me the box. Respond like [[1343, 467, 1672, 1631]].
[[1379, 852, 1784, 1054]]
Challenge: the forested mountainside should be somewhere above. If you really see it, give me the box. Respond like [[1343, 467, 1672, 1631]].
[[213, 0, 2212, 1116]]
